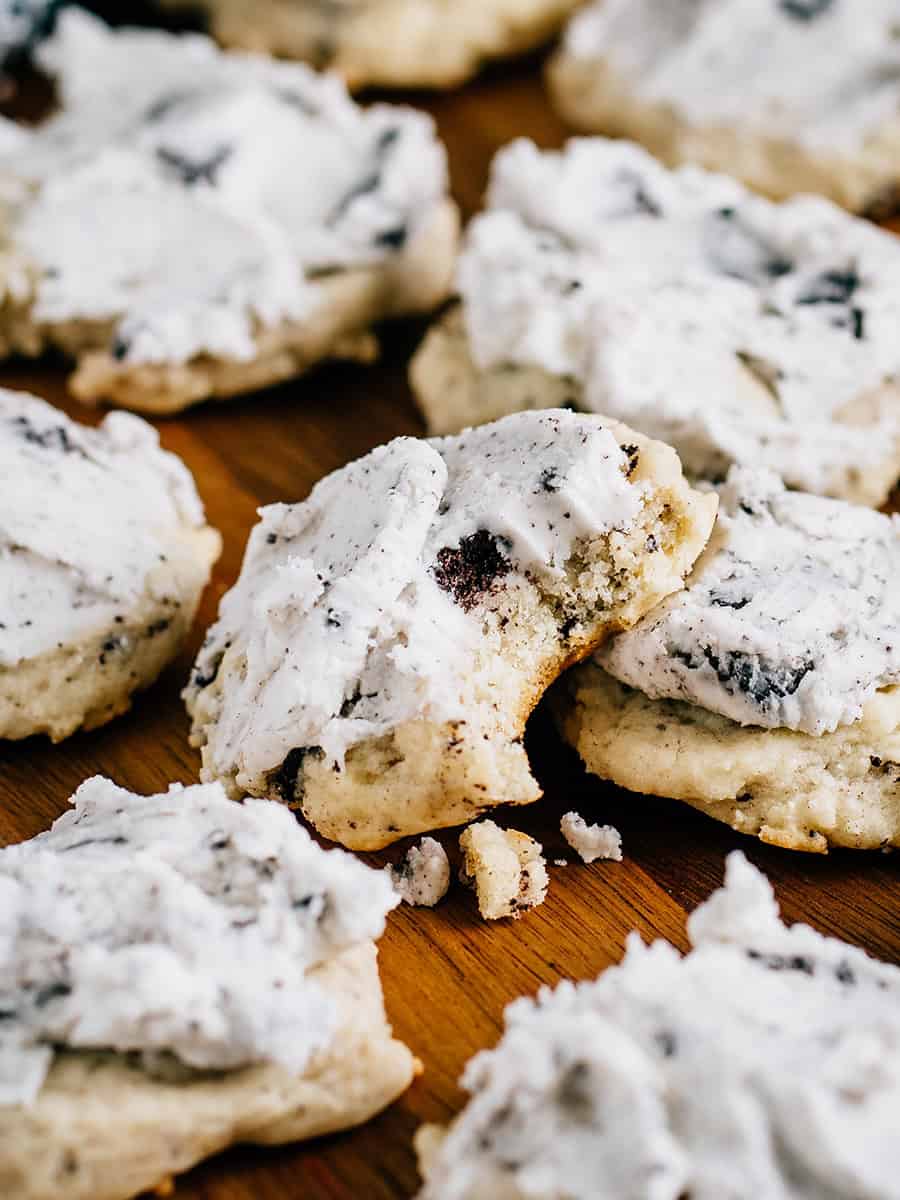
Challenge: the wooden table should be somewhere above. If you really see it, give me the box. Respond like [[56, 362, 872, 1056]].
[[2, 40, 900, 1200]]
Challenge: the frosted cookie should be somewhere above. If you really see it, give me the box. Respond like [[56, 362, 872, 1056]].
[[560, 812, 621, 863], [548, 0, 900, 215], [0, 389, 220, 742], [388, 837, 451, 907], [185, 409, 717, 850], [557, 467, 900, 852], [417, 851, 900, 1199], [459, 820, 548, 921], [410, 137, 900, 506], [0, 10, 457, 414], [0, 776, 414, 1200], [160, 0, 583, 91]]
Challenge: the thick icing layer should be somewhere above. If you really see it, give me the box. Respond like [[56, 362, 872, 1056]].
[[458, 137, 900, 497], [560, 812, 622, 863], [0, 9, 447, 365], [0, 388, 210, 666], [388, 837, 451, 907], [563, 0, 900, 154], [418, 852, 900, 1200], [598, 467, 900, 734], [0, 776, 398, 1107], [186, 410, 647, 789]]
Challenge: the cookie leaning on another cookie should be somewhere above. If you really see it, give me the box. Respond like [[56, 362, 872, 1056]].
[[411, 136, 900, 506], [161, 0, 583, 91], [0, 9, 457, 414], [556, 467, 900, 852], [0, 388, 220, 742], [0, 777, 414, 1200], [547, 0, 900, 215], [185, 408, 717, 850], [416, 852, 900, 1199]]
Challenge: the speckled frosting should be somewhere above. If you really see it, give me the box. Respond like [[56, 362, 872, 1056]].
[[562, 0, 900, 154], [456, 136, 900, 498], [417, 852, 900, 1199], [598, 467, 900, 734], [0, 776, 398, 1107], [0, 8, 447, 367]]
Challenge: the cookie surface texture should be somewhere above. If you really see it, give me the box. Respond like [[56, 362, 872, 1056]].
[[185, 408, 717, 849]]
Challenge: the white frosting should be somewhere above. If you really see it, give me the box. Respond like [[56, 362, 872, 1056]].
[[186, 410, 647, 790], [0, 775, 398, 1107], [458, 137, 900, 498], [560, 812, 622, 863], [0, 388, 210, 666], [598, 467, 900, 735], [0, 9, 447, 365], [388, 837, 451, 907], [418, 852, 900, 1200], [563, 0, 900, 154]]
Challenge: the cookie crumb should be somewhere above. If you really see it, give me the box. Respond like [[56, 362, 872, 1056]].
[[560, 812, 622, 863], [459, 820, 548, 920], [387, 837, 450, 907]]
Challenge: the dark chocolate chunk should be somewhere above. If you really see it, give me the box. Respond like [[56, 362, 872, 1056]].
[[432, 529, 512, 612]]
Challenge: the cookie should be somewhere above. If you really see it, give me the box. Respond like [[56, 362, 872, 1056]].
[[160, 0, 583, 91], [416, 851, 900, 1199], [0, 9, 457, 414], [410, 137, 900, 506], [185, 409, 717, 850], [388, 837, 451, 907], [0, 388, 220, 742], [459, 820, 548, 920], [548, 0, 900, 215], [559, 812, 621, 863], [557, 467, 900, 852], [0, 776, 414, 1200]]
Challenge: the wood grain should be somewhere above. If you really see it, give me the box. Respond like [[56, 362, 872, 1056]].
[[2, 37, 900, 1200]]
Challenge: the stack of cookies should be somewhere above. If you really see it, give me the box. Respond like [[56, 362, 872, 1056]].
[[1, 4, 899, 1199]]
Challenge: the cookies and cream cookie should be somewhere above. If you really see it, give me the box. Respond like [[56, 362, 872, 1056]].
[[185, 409, 717, 850], [161, 0, 582, 91], [388, 837, 451, 908], [548, 0, 900, 215], [416, 851, 900, 1199], [0, 776, 414, 1200], [410, 137, 900, 506], [0, 9, 457, 413], [558, 468, 900, 852], [0, 388, 220, 742]]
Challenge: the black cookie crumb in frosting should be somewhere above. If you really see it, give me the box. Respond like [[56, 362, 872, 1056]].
[[432, 529, 512, 612], [779, 0, 836, 21]]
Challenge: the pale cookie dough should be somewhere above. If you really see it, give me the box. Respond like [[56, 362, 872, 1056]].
[[410, 137, 900, 506], [557, 468, 900, 852], [416, 852, 900, 1199], [161, 0, 583, 91], [0, 388, 220, 742], [185, 409, 717, 850], [0, 777, 414, 1200], [548, 0, 900, 215], [459, 820, 548, 921], [560, 811, 621, 863], [0, 9, 457, 413], [388, 837, 451, 908]]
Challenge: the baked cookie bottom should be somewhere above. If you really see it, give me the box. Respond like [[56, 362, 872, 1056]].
[[0, 943, 415, 1200], [546, 51, 900, 217], [162, 0, 582, 90], [556, 663, 900, 853], [410, 306, 900, 509], [187, 418, 717, 850], [0, 526, 220, 741], [0, 201, 458, 415]]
